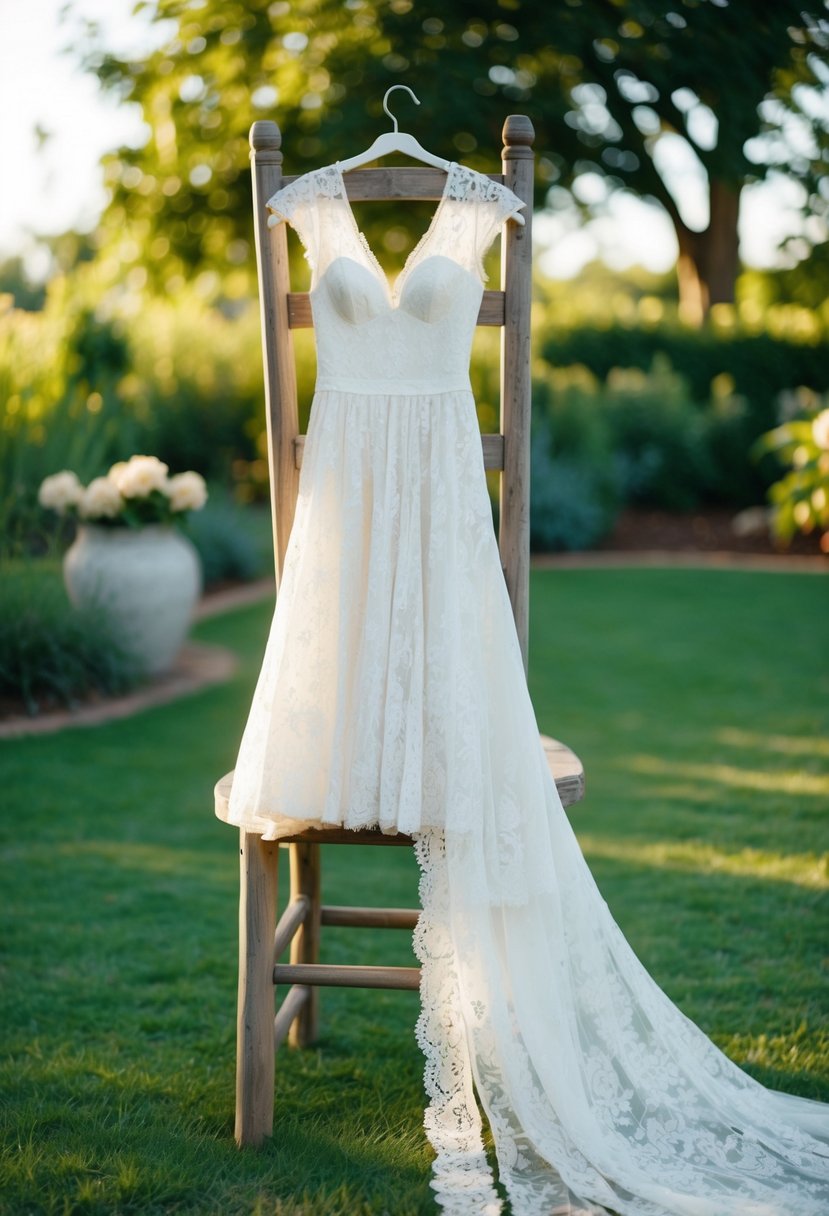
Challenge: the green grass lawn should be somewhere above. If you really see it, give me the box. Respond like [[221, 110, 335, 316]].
[[1, 567, 827, 1215]]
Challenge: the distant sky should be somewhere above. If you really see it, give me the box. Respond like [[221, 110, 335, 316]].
[[0, 0, 821, 282]]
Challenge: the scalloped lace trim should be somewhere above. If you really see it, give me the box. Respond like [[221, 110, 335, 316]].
[[413, 830, 503, 1214]]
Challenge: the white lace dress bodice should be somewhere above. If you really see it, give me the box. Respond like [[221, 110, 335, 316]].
[[268, 161, 519, 394], [226, 159, 829, 1215]]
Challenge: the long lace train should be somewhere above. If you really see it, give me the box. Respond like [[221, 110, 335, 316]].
[[413, 777, 829, 1215]]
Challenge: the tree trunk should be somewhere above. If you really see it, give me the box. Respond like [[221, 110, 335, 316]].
[[705, 179, 742, 306], [676, 225, 707, 327], [674, 179, 742, 326]]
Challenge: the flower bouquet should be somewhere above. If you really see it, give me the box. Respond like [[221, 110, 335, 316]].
[[38, 454, 208, 527]]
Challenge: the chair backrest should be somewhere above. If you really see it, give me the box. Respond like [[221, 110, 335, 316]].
[[248, 115, 535, 672]]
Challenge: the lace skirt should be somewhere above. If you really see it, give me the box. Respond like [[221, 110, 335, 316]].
[[227, 384, 528, 842]]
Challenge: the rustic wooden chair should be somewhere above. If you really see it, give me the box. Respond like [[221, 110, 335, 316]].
[[214, 113, 585, 1148]]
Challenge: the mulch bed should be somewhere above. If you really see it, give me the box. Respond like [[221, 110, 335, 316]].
[[597, 507, 825, 557]]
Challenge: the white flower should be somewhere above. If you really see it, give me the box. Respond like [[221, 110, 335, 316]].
[[38, 470, 84, 514], [79, 476, 123, 520], [111, 454, 170, 499], [164, 470, 208, 513], [812, 409, 829, 451]]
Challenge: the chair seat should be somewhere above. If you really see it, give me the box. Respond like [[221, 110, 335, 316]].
[[214, 733, 584, 840]]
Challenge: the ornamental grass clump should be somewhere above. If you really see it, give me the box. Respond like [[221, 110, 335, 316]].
[[38, 454, 208, 529], [0, 562, 141, 716]]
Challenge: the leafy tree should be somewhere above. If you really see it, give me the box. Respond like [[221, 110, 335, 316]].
[[0, 256, 47, 311], [740, 238, 829, 312], [81, 0, 828, 322]]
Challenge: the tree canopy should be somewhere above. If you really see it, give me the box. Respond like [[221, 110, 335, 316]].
[[82, 0, 829, 321]]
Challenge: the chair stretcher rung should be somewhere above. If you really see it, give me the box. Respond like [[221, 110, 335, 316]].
[[273, 984, 310, 1047], [273, 962, 421, 991], [320, 905, 419, 929], [273, 894, 310, 958]]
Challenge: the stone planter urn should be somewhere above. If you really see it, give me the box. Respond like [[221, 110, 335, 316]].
[[63, 524, 202, 676]]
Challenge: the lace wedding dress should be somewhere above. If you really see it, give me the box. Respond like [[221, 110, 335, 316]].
[[227, 160, 829, 1215]]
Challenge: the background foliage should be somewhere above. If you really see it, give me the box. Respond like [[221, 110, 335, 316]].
[[84, 0, 828, 321], [2, 0, 828, 563], [3, 263, 828, 558]]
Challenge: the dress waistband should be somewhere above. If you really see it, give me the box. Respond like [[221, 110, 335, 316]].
[[314, 374, 473, 396]]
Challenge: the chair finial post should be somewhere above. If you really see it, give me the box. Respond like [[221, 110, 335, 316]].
[[249, 120, 283, 163], [501, 114, 535, 161]]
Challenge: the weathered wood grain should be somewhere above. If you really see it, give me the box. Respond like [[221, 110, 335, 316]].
[[286, 289, 505, 328], [234, 829, 278, 1147], [274, 963, 422, 991], [499, 114, 535, 676], [320, 906, 420, 929], [273, 984, 310, 1048]]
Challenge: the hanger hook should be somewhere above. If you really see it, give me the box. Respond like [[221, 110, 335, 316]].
[[382, 85, 420, 133]]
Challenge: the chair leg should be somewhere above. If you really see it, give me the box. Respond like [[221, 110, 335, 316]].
[[235, 829, 278, 1146], [287, 841, 321, 1046]]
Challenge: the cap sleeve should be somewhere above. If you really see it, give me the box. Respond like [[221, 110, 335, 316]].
[[474, 181, 526, 281], [265, 173, 319, 272]]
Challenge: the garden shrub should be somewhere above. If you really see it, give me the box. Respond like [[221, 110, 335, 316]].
[[529, 376, 620, 550], [751, 388, 829, 553], [600, 357, 711, 510], [539, 321, 829, 506], [0, 561, 141, 716], [530, 441, 619, 552], [541, 323, 829, 421], [0, 279, 271, 556], [125, 293, 265, 482], [183, 493, 272, 586], [530, 352, 772, 515], [0, 289, 141, 554]]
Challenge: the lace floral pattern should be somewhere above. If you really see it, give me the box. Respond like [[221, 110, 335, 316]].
[[231, 158, 829, 1214]]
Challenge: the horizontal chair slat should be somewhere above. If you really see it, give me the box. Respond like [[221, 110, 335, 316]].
[[287, 290, 505, 328], [293, 432, 504, 472], [280, 167, 505, 202], [273, 984, 310, 1047], [320, 905, 420, 930], [273, 963, 421, 991]]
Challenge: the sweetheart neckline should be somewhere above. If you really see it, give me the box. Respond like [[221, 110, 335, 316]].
[[310, 253, 481, 321], [332, 160, 458, 310]]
